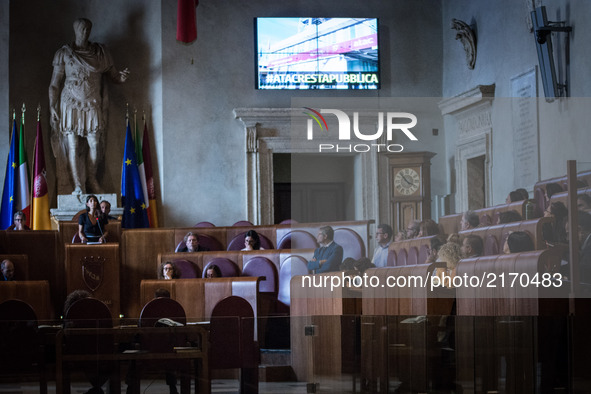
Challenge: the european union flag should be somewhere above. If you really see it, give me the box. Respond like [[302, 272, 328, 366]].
[[0, 120, 18, 230], [121, 120, 149, 229]]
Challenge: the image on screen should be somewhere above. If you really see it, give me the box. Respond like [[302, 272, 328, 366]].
[[255, 17, 379, 90]]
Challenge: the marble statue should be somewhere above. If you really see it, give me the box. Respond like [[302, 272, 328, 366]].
[[49, 18, 129, 194]]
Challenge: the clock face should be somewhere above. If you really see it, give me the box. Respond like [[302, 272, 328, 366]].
[[394, 168, 420, 196]]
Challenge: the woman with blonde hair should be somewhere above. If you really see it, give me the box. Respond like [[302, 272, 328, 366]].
[[435, 242, 462, 288]]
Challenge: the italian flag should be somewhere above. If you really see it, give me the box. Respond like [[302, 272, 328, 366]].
[[17, 114, 30, 226], [142, 123, 159, 227]]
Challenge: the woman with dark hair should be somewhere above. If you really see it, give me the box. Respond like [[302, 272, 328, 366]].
[[78, 194, 108, 243], [418, 219, 440, 237], [242, 230, 264, 251], [543, 201, 568, 244], [506, 190, 523, 203], [504, 231, 535, 253], [158, 261, 180, 280], [497, 210, 523, 224], [545, 182, 563, 206], [205, 264, 222, 278]]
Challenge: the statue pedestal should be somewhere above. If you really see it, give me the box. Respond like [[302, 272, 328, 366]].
[[50, 193, 123, 221]]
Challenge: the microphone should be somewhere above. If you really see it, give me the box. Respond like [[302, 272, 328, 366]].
[[96, 216, 105, 242]]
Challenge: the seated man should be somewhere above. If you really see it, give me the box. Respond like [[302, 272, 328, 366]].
[[177, 232, 210, 252], [100, 200, 118, 221], [307, 225, 343, 273], [460, 210, 479, 230], [461, 235, 484, 258], [7, 211, 31, 231], [1, 259, 15, 281], [372, 223, 393, 268]]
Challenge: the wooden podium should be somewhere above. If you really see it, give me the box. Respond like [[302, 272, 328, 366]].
[[65, 244, 120, 318]]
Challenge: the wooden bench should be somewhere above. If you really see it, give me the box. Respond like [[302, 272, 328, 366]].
[[0, 254, 29, 280], [458, 216, 554, 255], [290, 272, 362, 381], [533, 169, 591, 212], [387, 235, 436, 266], [438, 200, 537, 236], [122, 221, 370, 318], [140, 277, 261, 338], [549, 186, 591, 207], [360, 264, 454, 392], [0, 280, 52, 320], [454, 248, 569, 393], [0, 230, 59, 317]]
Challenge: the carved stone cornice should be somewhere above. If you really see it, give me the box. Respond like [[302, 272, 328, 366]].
[[438, 84, 495, 116]]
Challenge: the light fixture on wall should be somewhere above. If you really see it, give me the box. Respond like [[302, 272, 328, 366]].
[[531, 6, 572, 101]]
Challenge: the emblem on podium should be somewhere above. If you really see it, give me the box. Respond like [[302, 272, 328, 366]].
[[81, 256, 106, 292]]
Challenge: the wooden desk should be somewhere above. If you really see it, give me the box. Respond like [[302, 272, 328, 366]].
[[65, 244, 120, 317], [55, 325, 209, 394]]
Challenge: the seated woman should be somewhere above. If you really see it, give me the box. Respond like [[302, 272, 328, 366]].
[[242, 230, 265, 251], [504, 231, 535, 253], [205, 264, 222, 278], [543, 201, 568, 245], [78, 195, 108, 243], [7, 211, 31, 231], [497, 210, 522, 224], [434, 242, 462, 288], [418, 219, 440, 237], [158, 261, 180, 280]]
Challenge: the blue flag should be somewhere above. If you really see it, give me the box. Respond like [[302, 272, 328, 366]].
[[0, 120, 18, 230], [121, 120, 149, 229]]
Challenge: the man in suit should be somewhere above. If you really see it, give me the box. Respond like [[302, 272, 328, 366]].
[[308, 226, 343, 273], [1, 260, 15, 281]]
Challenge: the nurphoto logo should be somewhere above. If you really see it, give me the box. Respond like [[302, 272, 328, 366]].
[[303, 107, 418, 153]]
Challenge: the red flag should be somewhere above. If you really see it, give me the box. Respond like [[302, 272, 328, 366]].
[[142, 123, 159, 227], [177, 0, 198, 43], [32, 120, 51, 230]]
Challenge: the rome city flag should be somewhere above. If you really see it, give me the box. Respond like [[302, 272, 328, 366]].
[[121, 119, 149, 229], [16, 112, 31, 227], [31, 119, 51, 230], [142, 122, 159, 227], [0, 118, 18, 229]]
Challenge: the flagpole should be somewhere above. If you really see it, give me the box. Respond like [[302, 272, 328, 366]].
[[11, 109, 15, 140], [133, 108, 137, 142], [31, 104, 40, 220]]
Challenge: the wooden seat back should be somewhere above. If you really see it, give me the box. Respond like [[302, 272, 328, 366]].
[[0, 254, 29, 280], [455, 247, 568, 316], [362, 265, 454, 316], [459, 216, 553, 253], [0, 280, 52, 320], [140, 277, 261, 322]]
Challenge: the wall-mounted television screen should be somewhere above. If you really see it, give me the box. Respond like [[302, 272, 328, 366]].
[[255, 17, 380, 90]]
